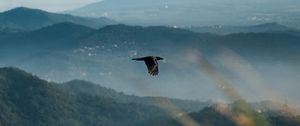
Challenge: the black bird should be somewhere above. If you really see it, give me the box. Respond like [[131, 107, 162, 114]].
[[132, 56, 164, 76]]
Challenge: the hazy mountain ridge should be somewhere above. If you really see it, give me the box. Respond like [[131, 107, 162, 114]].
[[173, 104, 300, 126], [79, 24, 300, 61], [66, 0, 300, 28], [188, 22, 296, 35], [0, 22, 97, 53], [0, 22, 300, 101], [164, 100, 300, 126], [0, 7, 115, 31]]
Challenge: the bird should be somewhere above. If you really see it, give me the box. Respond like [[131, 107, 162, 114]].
[[132, 56, 164, 76]]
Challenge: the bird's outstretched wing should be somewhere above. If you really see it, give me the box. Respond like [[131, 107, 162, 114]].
[[144, 60, 159, 76], [132, 57, 145, 61]]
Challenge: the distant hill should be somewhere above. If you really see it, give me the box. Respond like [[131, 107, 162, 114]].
[[0, 7, 116, 30], [188, 22, 294, 35], [0, 23, 300, 101], [0, 22, 95, 53], [79, 24, 300, 61], [166, 101, 300, 126], [0, 27, 22, 38], [0, 27, 20, 33], [66, 0, 300, 28]]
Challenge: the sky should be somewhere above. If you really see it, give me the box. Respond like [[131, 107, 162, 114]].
[[0, 0, 102, 12]]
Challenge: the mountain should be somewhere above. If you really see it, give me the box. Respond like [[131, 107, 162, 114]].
[[0, 22, 95, 59], [166, 101, 300, 126], [0, 67, 75, 126], [0, 67, 173, 126], [0, 23, 300, 102], [0, 7, 116, 30], [27, 22, 95, 48], [252, 100, 300, 117], [0, 27, 20, 33], [66, 0, 300, 28], [1, 67, 299, 126], [188, 22, 294, 35], [0, 27, 22, 38]]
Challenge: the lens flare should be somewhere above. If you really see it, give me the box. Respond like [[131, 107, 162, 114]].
[[187, 49, 271, 126]]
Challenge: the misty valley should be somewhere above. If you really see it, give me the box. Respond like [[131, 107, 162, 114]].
[[0, 3, 300, 126]]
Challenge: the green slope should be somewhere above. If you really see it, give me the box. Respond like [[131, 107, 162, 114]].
[[0, 67, 169, 126]]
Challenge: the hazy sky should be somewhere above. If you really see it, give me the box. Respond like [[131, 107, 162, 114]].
[[0, 0, 102, 12]]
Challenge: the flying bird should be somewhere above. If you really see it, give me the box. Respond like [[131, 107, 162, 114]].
[[132, 56, 164, 76]]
